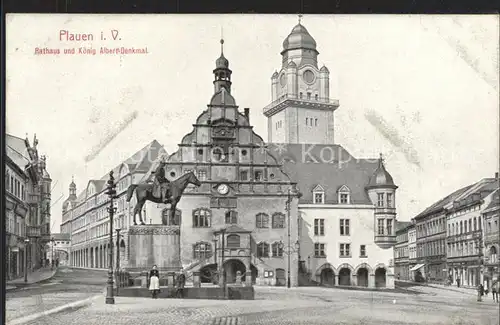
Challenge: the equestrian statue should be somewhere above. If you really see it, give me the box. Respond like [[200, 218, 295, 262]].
[[126, 159, 202, 225]]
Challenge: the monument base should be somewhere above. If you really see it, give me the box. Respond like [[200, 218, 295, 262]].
[[115, 286, 255, 300]]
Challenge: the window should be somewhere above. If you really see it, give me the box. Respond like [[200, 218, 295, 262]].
[[197, 170, 207, 181], [240, 170, 248, 181], [306, 117, 309, 125], [460, 221, 463, 234], [192, 209, 211, 227], [314, 243, 326, 257], [340, 219, 350, 235], [193, 242, 212, 259], [254, 170, 263, 181], [340, 243, 351, 257], [387, 193, 393, 208], [299, 92, 303, 99], [377, 193, 384, 207], [314, 219, 325, 236], [226, 234, 240, 248], [473, 217, 477, 231], [315, 118, 318, 126], [360, 245, 367, 257], [272, 213, 285, 228], [377, 219, 384, 235], [340, 193, 349, 204], [225, 210, 238, 224], [256, 213, 269, 228], [314, 192, 324, 204], [272, 242, 283, 257], [257, 242, 269, 258], [387, 219, 393, 235], [468, 219, 472, 233], [315, 94, 318, 100]]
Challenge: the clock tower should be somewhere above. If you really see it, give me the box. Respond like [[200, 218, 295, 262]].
[[263, 18, 339, 144]]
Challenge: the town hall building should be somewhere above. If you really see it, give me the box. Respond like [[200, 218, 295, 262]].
[[64, 19, 399, 289]]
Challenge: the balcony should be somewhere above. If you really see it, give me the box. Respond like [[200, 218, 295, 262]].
[[375, 234, 397, 249], [26, 192, 40, 205], [263, 93, 339, 116], [26, 225, 41, 238]]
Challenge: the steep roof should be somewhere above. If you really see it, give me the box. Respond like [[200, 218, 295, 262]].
[[483, 188, 499, 213], [270, 143, 380, 204], [396, 221, 412, 233], [70, 140, 167, 207], [414, 184, 474, 220], [5, 134, 30, 170]]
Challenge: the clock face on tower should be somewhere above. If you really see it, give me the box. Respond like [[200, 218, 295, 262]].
[[280, 73, 286, 87], [303, 70, 315, 84], [217, 184, 229, 195]]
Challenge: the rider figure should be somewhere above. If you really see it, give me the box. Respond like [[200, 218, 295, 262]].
[[153, 160, 170, 204]]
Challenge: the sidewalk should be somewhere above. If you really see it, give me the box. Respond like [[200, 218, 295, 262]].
[[397, 279, 476, 295], [6, 267, 58, 290]]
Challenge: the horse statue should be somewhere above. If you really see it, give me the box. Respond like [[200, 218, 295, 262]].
[[126, 171, 201, 225]]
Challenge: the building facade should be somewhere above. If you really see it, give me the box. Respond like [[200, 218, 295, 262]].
[[6, 134, 52, 279], [394, 222, 412, 281], [60, 140, 167, 271], [407, 223, 417, 280], [445, 176, 498, 288], [482, 186, 499, 288]]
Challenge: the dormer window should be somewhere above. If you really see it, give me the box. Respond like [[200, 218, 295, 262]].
[[338, 185, 351, 204], [313, 185, 325, 204]]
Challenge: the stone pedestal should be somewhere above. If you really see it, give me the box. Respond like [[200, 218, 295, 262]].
[[193, 271, 201, 288], [126, 225, 181, 273]]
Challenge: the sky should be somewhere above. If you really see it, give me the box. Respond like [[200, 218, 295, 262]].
[[6, 14, 499, 232]]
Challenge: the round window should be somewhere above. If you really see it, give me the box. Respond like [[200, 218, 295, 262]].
[[303, 70, 315, 84], [170, 171, 176, 178], [241, 149, 247, 156], [197, 149, 203, 155], [270, 173, 275, 179]]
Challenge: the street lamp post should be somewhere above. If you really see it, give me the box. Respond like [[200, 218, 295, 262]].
[[105, 171, 117, 305], [115, 227, 121, 294], [24, 239, 30, 283], [51, 237, 55, 269], [285, 189, 292, 288], [278, 239, 300, 288]]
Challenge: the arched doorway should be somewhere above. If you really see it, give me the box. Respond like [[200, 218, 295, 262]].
[[119, 240, 126, 266], [223, 259, 246, 284], [375, 268, 387, 288], [338, 268, 351, 286], [90, 248, 94, 268], [320, 268, 335, 286], [200, 264, 218, 283], [250, 264, 258, 284], [357, 268, 369, 287], [276, 268, 286, 286]]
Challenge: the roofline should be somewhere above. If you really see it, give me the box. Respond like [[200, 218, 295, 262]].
[[365, 184, 398, 190]]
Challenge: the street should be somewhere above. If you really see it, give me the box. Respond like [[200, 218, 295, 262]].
[[9, 271, 498, 325], [6, 267, 107, 324]]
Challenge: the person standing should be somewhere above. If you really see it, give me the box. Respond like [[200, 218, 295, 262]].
[[149, 265, 160, 299], [477, 283, 484, 302], [492, 281, 499, 303], [176, 272, 186, 298]]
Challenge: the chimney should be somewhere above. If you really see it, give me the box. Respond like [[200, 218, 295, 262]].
[[244, 108, 250, 122]]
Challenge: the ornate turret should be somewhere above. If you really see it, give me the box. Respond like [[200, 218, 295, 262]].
[[280, 15, 319, 68], [213, 38, 232, 94], [366, 154, 398, 249], [63, 176, 77, 215]]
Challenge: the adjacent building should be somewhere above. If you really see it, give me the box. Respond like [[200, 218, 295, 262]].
[[411, 185, 473, 283], [394, 221, 412, 280], [46, 233, 71, 266], [407, 222, 417, 280], [5, 134, 52, 279], [60, 140, 167, 270], [482, 187, 499, 288], [445, 176, 498, 287]]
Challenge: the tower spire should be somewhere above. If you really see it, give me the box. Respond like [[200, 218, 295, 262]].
[[220, 26, 224, 55]]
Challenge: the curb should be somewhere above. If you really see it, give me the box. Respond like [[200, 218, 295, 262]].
[[6, 295, 101, 325], [6, 268, 59, 290]]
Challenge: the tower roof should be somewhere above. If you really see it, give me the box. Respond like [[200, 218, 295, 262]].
[[367, 154, 397, 189], [215, 39, 229, 69], [282, 22, 317, 53], [70, 176, 76, 188]]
